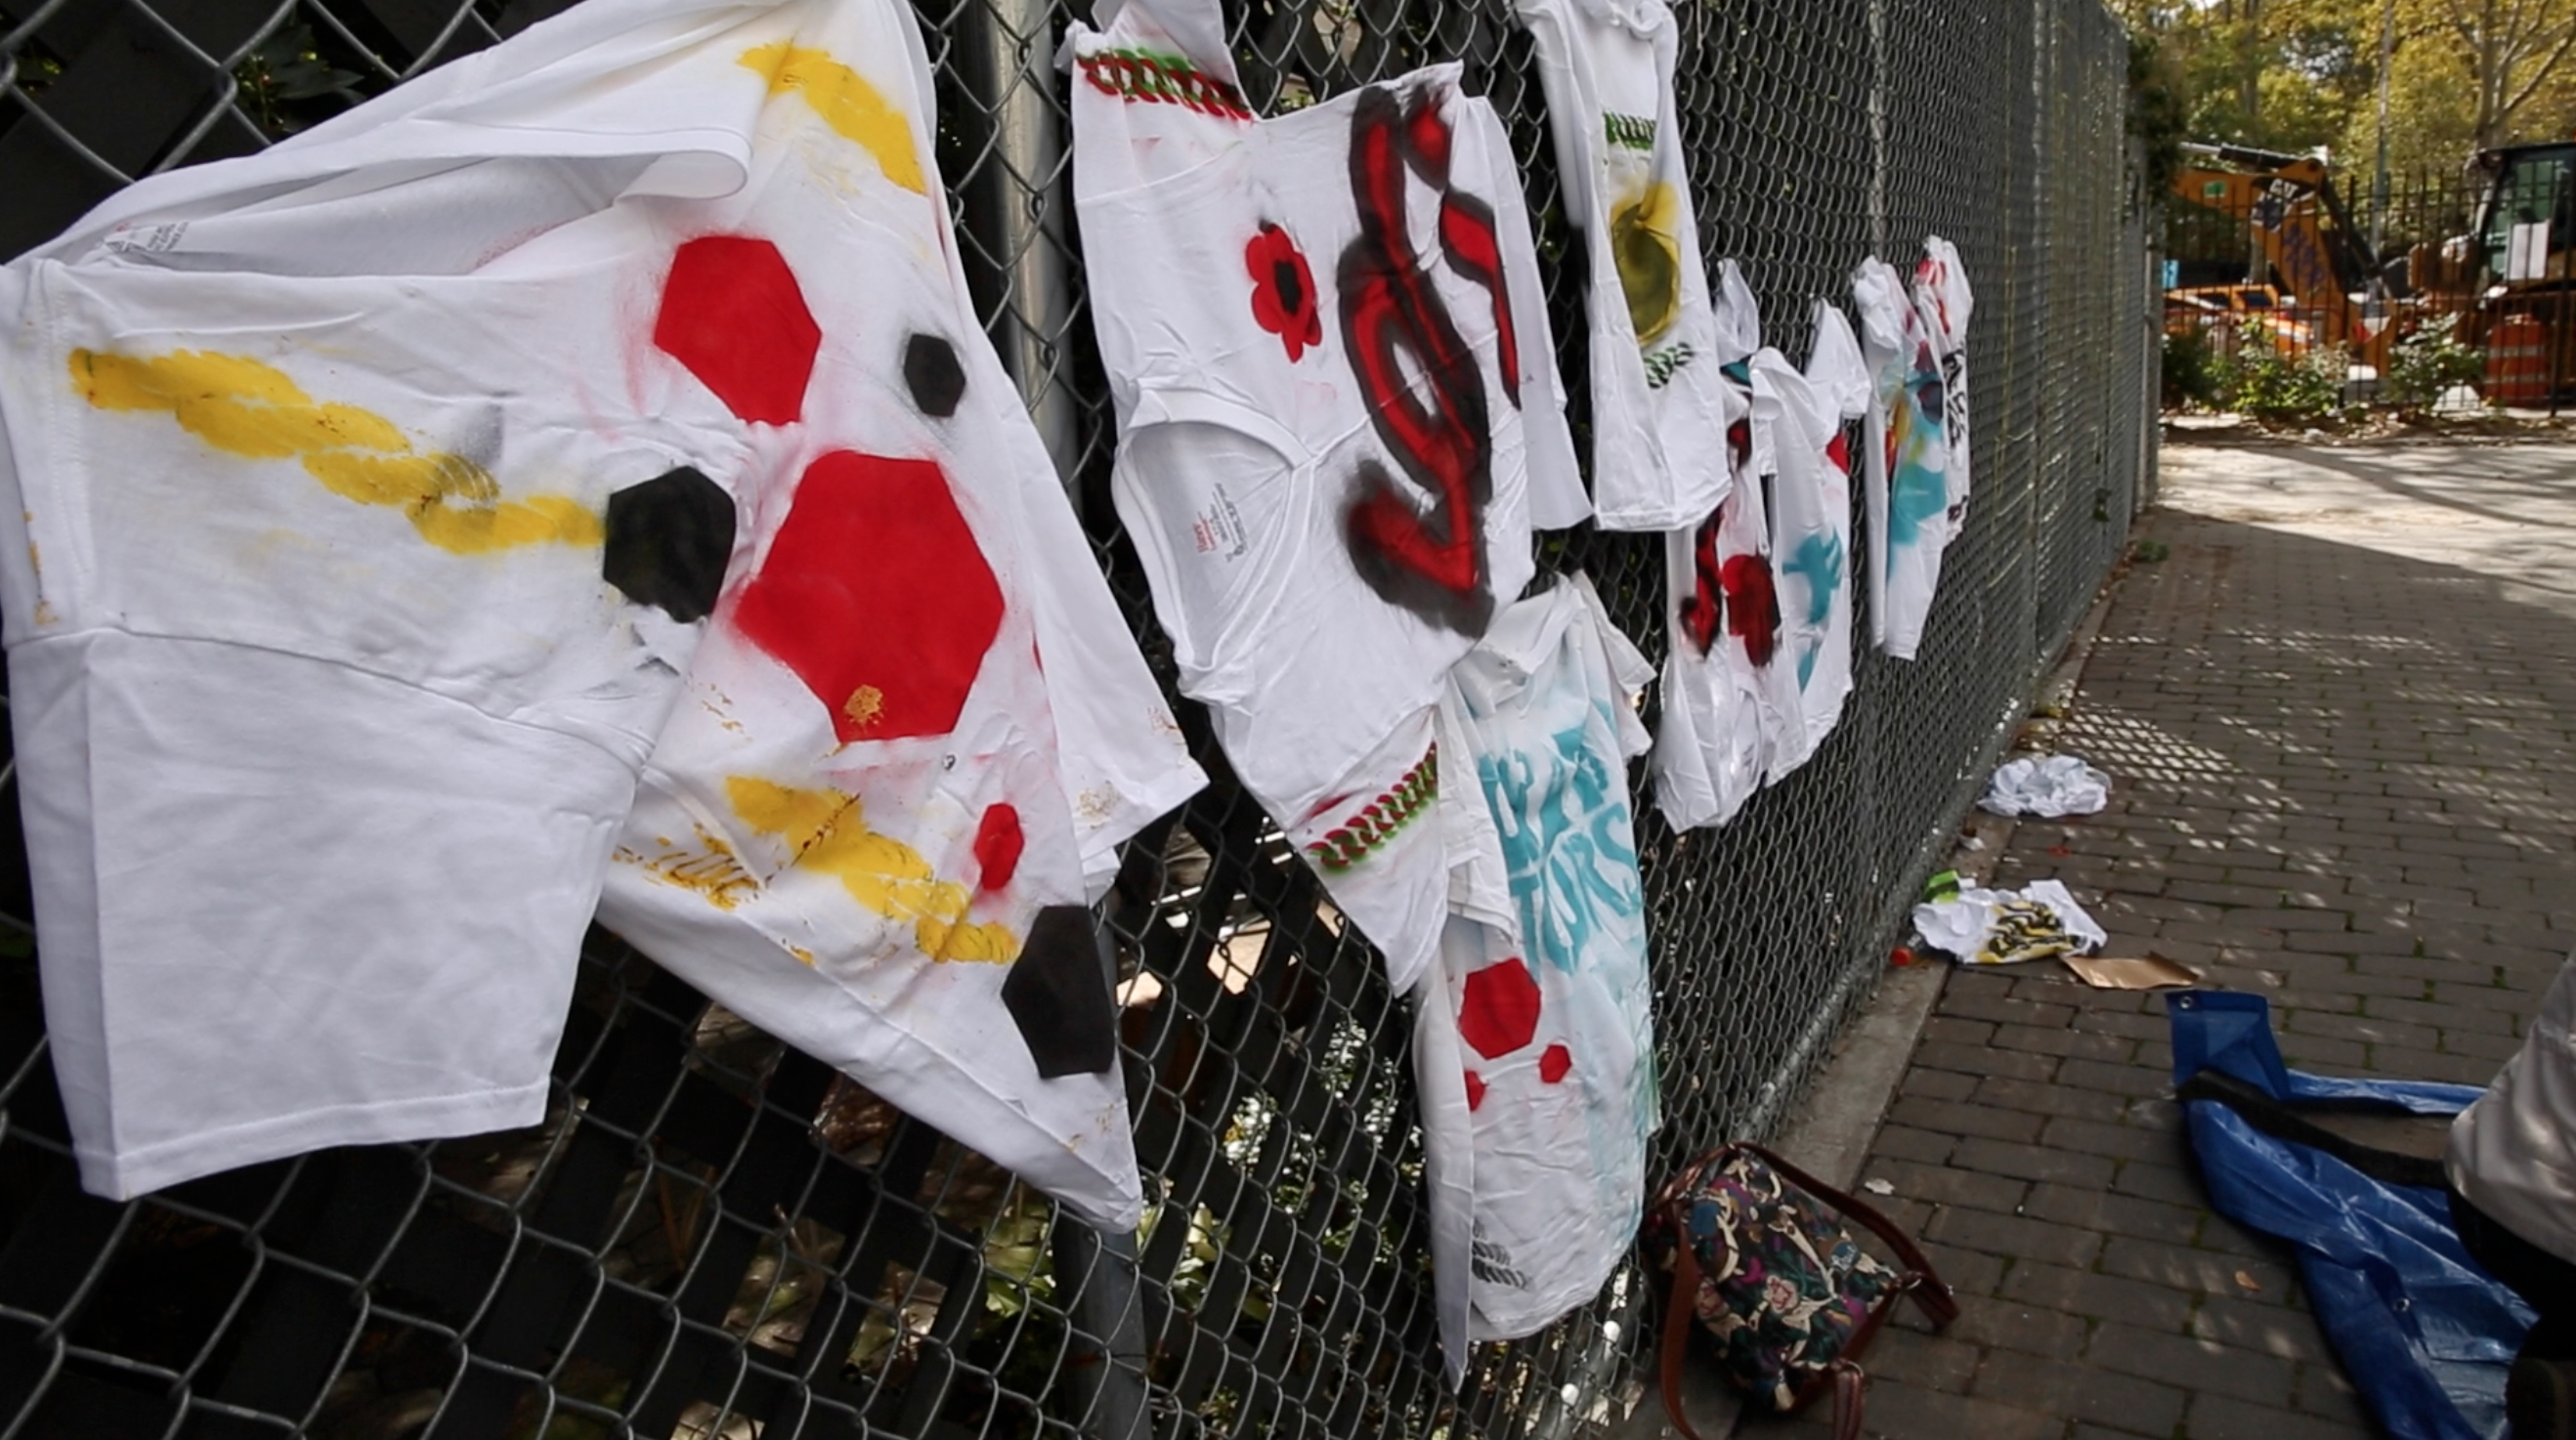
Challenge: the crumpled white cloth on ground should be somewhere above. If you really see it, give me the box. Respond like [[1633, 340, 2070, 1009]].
[[1979, 754, 2111, 818], [1913, 879, 2107, 965]]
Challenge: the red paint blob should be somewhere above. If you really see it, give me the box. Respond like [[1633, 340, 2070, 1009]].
[[974, 804, 1024, 893], [732, 452, 1004, 743], [1464, 1071, 1486, 1111], [1538, 1043, 1571, 1084], [1720, 553, 1781, 668], [654, 235, 821, 425], [1825, 432, 1852, 476], [1457, 958, 1541, 1060]]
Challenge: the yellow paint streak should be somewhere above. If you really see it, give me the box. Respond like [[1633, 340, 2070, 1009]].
[[841, 685, 884, 732], [739, 42, 927, 194], [68, 349, 600, 554], [726, 775, 1018, 963], [789, 945, 817, 966], [617, 826, 758, 910]]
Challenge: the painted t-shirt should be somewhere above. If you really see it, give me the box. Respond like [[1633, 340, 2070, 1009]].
[[1069, 0, 1585, 995], [1916, 235, 1975, 541], [1652, 260, 1795, 830], [1513, 0, 1732, 529], [590, 0, 1204, 1234], [1759, 301, 1869, 778], [0, 0, 1202, 1222], [1413, 574, 1657, 1379], [1852, 254, 1952, 661]]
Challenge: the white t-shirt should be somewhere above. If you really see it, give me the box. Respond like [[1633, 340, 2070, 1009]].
[[1851, 255, 1953, 661], [1512, 0, 1732, 530], [0, 0, 1202, 1220], [1413, 574, 1657, 1380], [1915, 236, 1975, 541], [588, 0, 1203, 1233], [1068, 0, 1585, 994], [1651, 260, 1795, 830], [1753, 303, 1867, 778]]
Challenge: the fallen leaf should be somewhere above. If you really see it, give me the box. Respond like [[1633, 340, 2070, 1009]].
[[1863, 1178, 1896, 1196], [2234, 1270, 2261, 1293]]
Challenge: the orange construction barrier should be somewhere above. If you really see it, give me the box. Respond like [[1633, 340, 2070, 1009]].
[[2485, 315, 2552, 404]]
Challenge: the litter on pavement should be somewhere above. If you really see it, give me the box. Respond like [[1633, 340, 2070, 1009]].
[[1911, 879, 2106, 965], [1978, 754, 2111, 818], [2062, 953, 2201, 990]]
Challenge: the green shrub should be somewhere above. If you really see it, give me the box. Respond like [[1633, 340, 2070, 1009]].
[[2161, 327, 2228, 410], [2228, 342, 2345, 421], [2383, 318, 2485, 414]]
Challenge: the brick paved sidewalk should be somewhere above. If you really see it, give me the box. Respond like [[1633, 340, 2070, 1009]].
[[1739, 439, 2576, 1440]]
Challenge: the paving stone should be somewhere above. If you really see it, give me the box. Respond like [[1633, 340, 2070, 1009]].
[[2021, 1182, 2200, 1246], [2188, 1296, 2335, 1363], [1901, 1068, 1981, 1102], [1916, 1241, 2009, 1297], [2082, 1321, 2297, 1407], [1888, 1096, 2048, 1144], [2291, 1360, 2376, 1427], [1971, 1354, 2187, 1437], [1946, 1293, 2089, 1359], [2108, 1159, 2207, 1207], [2053, 1059, 2170, 1099], [1926, 1207, 2104, 1270], [1921, 1016, 1996, 1046], [1950, 1137, 2116, 1189], [1998, 1262, 2195, 1332], [1844, 1378, 2066, 1440], [1971, 1076, 2131, 1124], [2184, 1393, 2376, 1440], [2035, 1115, 2185, 1165], [1855, 1330, 1982, 1394], [1870, 1124, 1961, 1165], [2098, 1236, 2295, 1300], [1914, 1040, 2061, 1082], [1939, 992, 2080, 1031], [1870, 1159, 2031, 1215]]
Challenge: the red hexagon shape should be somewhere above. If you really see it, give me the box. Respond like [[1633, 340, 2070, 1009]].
[[654, 235, 821, 425], [1538, 1042, 1571, 1084], [733, 451, 1004, 743], [1457, 957, 1541, 1060]]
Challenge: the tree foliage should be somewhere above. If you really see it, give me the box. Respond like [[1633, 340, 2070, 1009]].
[[2115, 0, 2576, 181]]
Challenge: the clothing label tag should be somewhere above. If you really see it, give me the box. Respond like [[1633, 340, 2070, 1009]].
[[103, 221, 190, 255], [1190, 484, 1249, 559]]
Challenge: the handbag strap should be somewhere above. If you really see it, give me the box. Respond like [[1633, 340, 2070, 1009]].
[[1657, 1207, 1710, 1440], [1739, 1142, 1961, 1329], [1828, 1360, 1866, 1440]]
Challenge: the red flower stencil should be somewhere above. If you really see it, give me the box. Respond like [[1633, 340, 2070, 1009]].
[[1720, 553, 1781, 668], [1245, 223, 1321, 362]]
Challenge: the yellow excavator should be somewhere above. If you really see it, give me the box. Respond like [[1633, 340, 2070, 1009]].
[[2166, 143, 2391, 372]]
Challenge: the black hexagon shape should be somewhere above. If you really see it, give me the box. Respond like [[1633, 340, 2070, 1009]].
[[1001, 906, 1119, 1078], [903, 333, 966, 419], [603, 467, 736, 623]]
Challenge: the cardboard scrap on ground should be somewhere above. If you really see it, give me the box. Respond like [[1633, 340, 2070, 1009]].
[[2061, 953, 2201, 991]]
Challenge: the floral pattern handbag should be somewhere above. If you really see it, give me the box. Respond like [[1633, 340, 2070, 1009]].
[[1640, 1142, 1959, 1440]]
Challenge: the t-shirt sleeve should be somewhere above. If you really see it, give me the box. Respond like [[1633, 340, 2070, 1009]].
[[1471, 100, 1590, 531], [1571, 572, 1653, 760], [1806, 300, 1871, 419], [1002, 395, 1209, 898]]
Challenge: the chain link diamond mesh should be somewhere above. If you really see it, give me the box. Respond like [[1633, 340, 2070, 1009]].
[[0, 0, 2153, 1431]]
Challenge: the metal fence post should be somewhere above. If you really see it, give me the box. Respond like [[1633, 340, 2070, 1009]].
[[953, 0, 1083, 487]]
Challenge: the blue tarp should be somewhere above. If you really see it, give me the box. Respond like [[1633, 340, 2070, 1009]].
[[2167, 991, 2532, 1440]]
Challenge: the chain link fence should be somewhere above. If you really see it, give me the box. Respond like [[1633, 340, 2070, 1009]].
[[0, 0, 2154, 1431]]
